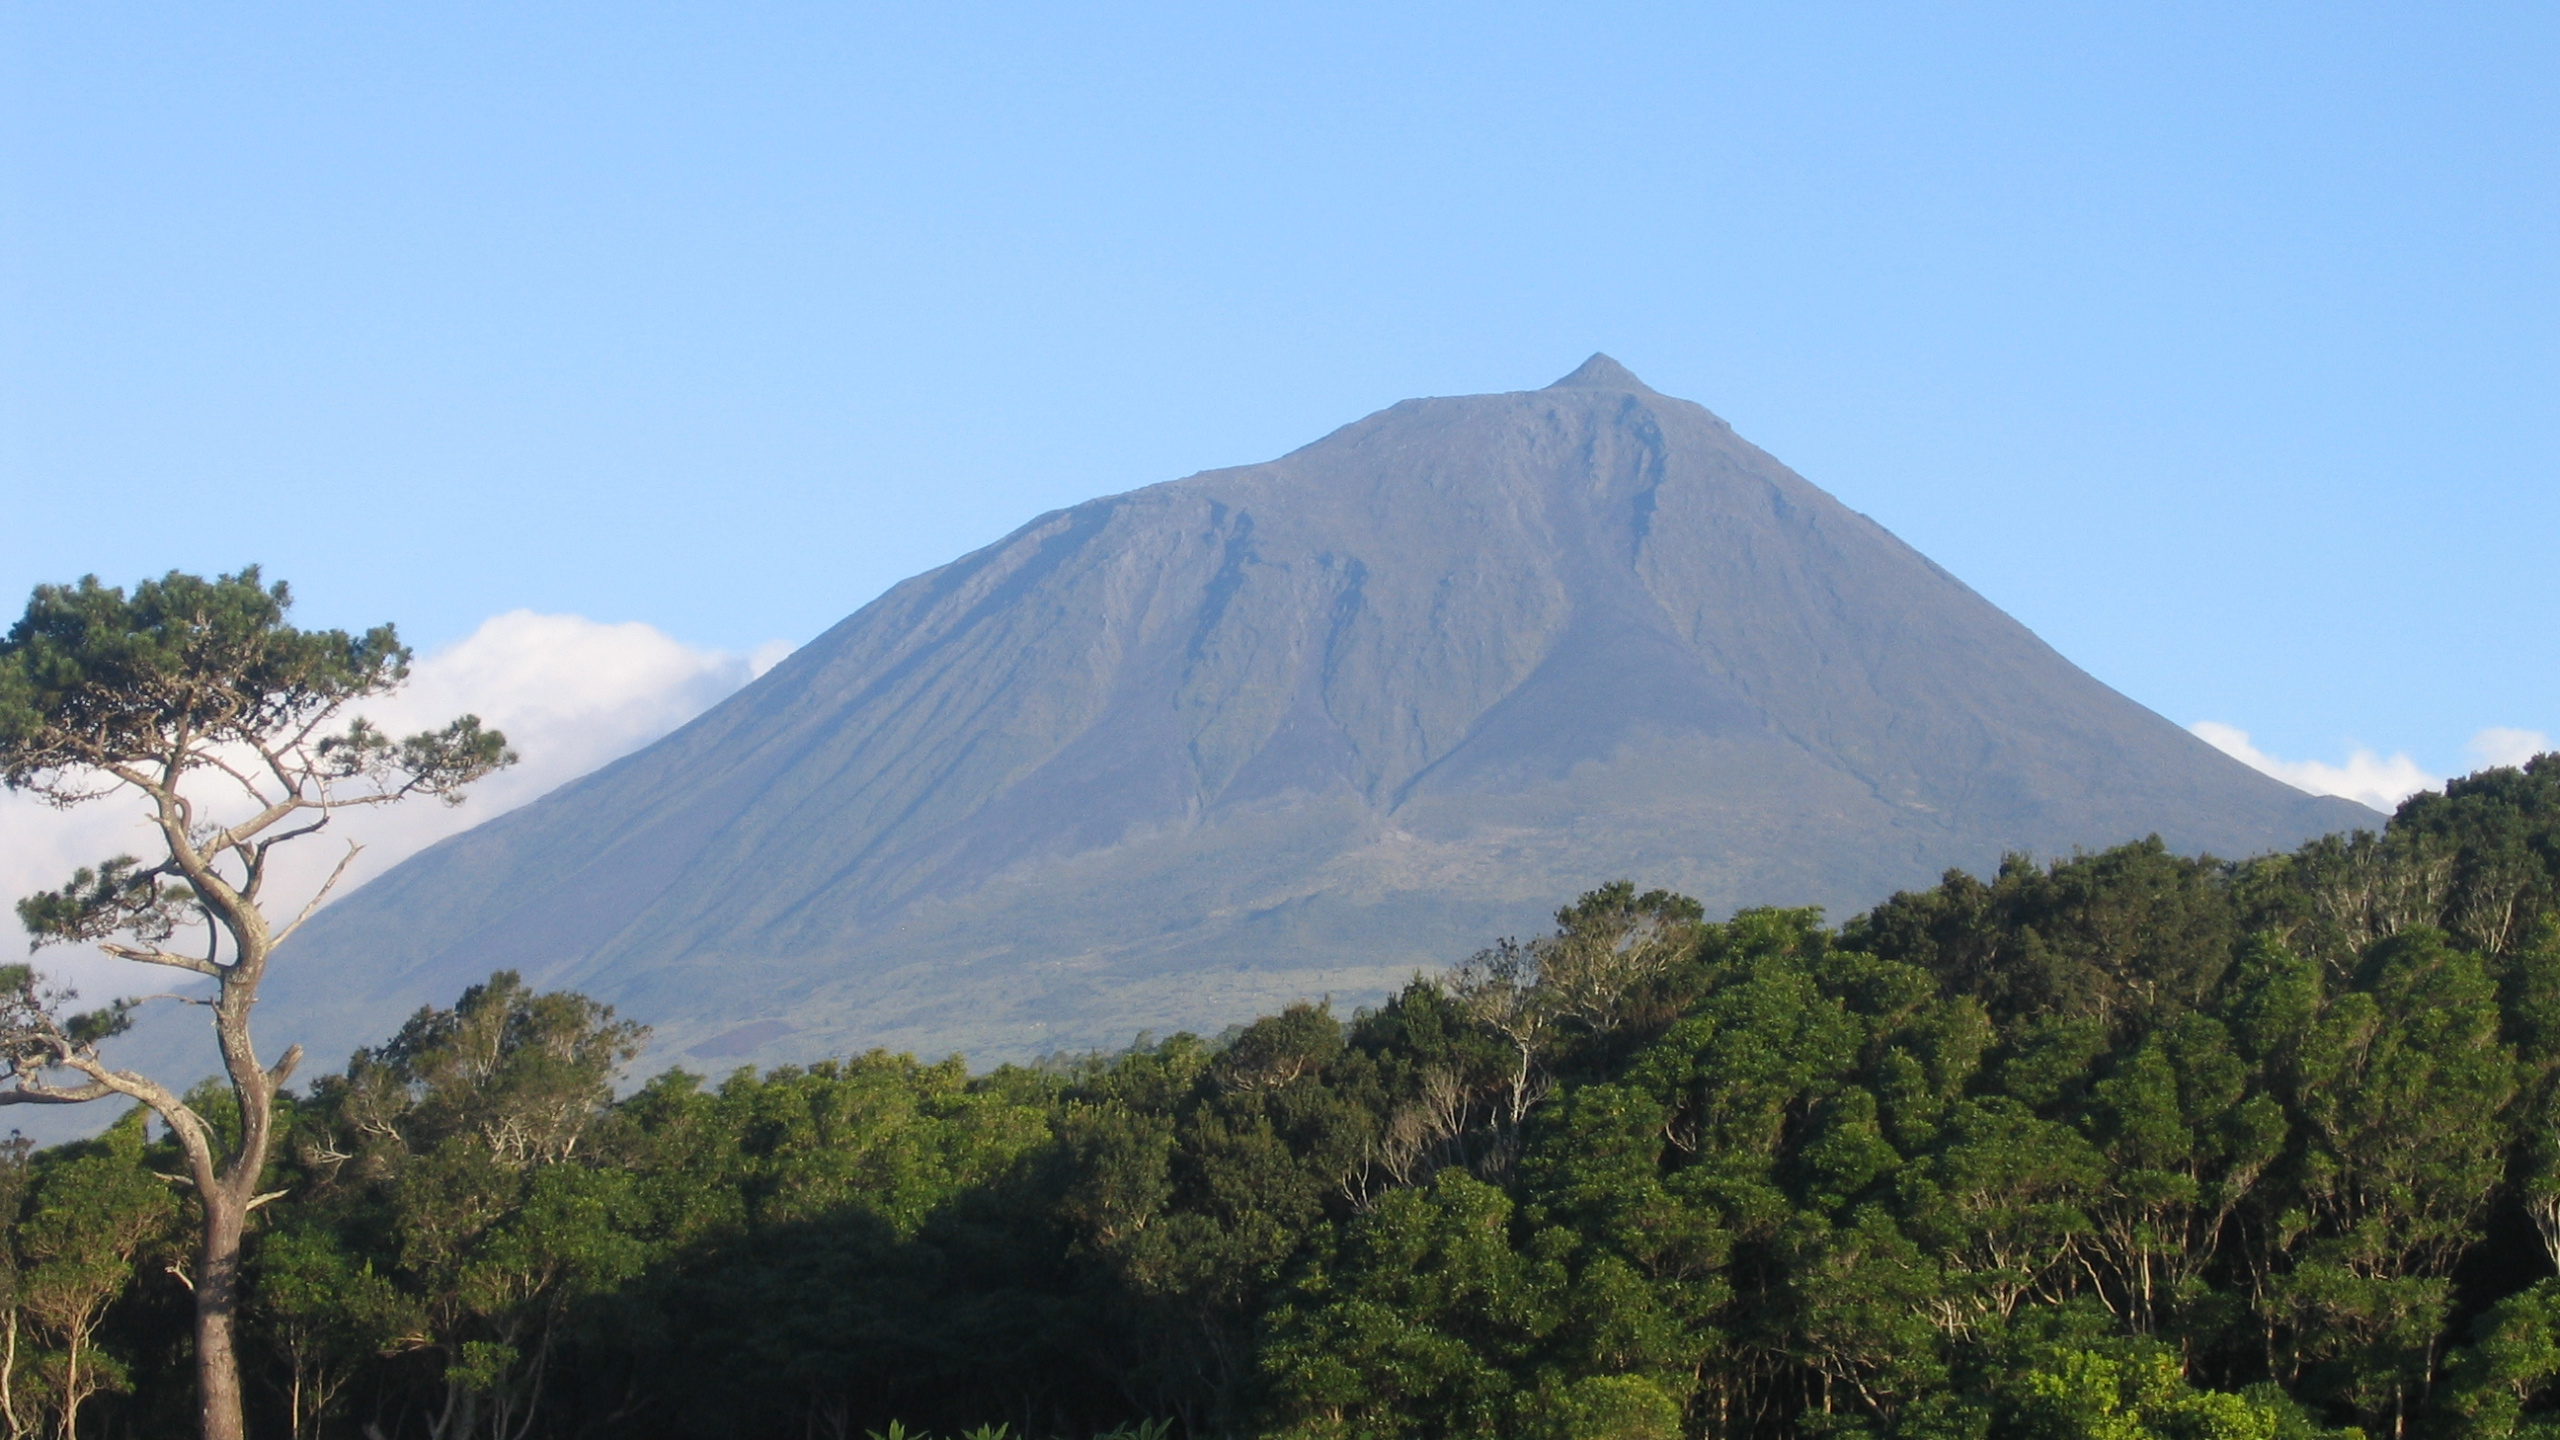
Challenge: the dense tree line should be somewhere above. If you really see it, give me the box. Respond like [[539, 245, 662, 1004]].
[[12, 756, 2560, 1440]]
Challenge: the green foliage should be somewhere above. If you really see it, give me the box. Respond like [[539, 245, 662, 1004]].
[[1260, 1172, 1565, 1438], [10, 1112, 180, 1438], [0, 568, 482, 792], [12, 856, 191, 951], [2001, 1339, 2279, 1440], [2440, 1279, 2560, 1440]]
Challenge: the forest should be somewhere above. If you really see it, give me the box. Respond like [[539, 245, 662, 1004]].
[[8, 756, 2560, 1440]]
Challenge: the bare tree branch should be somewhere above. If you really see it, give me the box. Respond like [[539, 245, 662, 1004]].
[[0, 1079, 117, 1106], [99, 944, 224, 978], [271, 844, 364, 951]]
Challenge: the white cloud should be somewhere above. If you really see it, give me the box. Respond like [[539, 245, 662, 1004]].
[[0, 613, 789, 1000], [2190, 723, 2432, 814], [2191, 721, 2554, 815], [2468, 727, 2551, 770]]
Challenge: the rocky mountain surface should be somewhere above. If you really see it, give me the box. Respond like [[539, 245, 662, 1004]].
[[237, 356, 2376, 1069]]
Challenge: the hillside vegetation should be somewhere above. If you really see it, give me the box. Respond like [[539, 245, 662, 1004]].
[[12, 757, 2560, 1440]]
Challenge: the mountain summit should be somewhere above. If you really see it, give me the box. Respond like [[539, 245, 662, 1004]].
[[1545, 353, 1656, 391], [256, 363, 2373, 1066]]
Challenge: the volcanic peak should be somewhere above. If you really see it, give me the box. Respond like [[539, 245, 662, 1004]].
[[1545, 352, 1655, 392]]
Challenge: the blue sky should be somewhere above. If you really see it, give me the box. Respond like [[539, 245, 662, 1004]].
[[3, 2, 2552, 786]]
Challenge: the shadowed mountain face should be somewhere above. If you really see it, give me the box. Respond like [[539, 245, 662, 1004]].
[[254, 357, 2375, 1067]]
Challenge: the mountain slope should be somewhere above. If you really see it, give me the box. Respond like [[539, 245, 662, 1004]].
[[254, 356, 2374, 1066]]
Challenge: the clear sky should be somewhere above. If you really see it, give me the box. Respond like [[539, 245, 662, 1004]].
[[4, 2, 2553, 789]]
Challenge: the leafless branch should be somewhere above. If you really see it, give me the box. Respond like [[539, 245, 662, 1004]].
[[272, 842, 363, 951], [205, 793, 320, 861], [100, 943, 225, 978], [196, 748, 282, 812], [0, 1078, 117, 1106]]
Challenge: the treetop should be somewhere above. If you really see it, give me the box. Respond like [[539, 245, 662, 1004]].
[[0, 567, 409, 790]]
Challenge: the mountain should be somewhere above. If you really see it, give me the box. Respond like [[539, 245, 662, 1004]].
[[249, 356, 2376, 1069]]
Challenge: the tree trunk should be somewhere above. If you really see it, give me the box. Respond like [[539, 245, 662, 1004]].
[[53, 1326, 77, 1440], [196, 1194, 247, 1440], [2, 1310, 21, 1440]]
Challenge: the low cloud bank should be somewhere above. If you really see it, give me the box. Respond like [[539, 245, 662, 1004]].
[[2469, 727, 2551, 771], [0, 613, 789, 996], [2192, 721, 2551, 814]]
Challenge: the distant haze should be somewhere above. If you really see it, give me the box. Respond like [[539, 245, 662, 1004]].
[[142, 359, 2375, 1077]]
